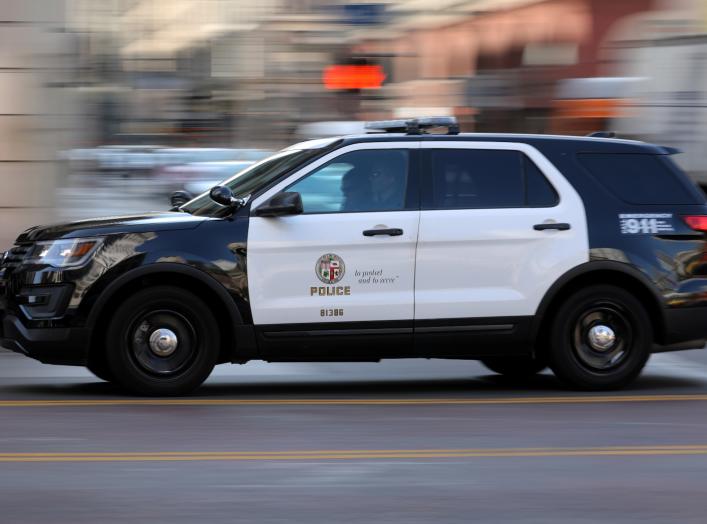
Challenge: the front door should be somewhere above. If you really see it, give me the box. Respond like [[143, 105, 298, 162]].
[[247, 143, 420, 340]]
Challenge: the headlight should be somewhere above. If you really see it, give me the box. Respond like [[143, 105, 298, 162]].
[[25, 238, 102, 268]]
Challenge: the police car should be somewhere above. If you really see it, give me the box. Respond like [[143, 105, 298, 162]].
[[1, 117, 707, 395]]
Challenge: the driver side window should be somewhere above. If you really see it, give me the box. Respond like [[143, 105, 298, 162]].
[[286, 149, 409, 214]]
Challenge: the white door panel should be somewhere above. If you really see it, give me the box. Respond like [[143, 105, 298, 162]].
[[249, 212, 418, 325], [415, 142, 588, 320]]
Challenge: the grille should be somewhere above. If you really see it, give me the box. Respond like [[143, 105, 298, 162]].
[[3, 243, 33, 268]]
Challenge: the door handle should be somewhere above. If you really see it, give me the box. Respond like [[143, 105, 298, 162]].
[[534, 223, 571, 231], [363, 228, 403, 237]]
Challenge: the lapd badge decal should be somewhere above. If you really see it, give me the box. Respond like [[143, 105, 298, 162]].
[[315, 253, 345, 284]]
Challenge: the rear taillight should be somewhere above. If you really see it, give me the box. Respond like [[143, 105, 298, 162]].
[[683, 216, 707, 232]]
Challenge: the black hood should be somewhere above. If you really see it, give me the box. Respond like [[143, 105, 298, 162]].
[[16, 212, 210, 242]]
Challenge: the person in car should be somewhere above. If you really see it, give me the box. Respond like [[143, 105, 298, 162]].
[[369, 158, 406, 210]]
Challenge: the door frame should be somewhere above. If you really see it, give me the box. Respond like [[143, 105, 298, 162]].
[[248, 141, 423, 358]]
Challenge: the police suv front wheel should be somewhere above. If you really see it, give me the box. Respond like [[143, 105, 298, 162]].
[[104, 286, 220, 396], [548, 285, 651, 391]]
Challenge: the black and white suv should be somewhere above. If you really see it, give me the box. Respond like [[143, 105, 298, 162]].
[[1, 117, 706, 395]]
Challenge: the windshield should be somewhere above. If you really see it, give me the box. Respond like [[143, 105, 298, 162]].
[[181, 148, 323, 217]]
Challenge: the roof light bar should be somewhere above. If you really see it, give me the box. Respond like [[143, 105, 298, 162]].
[[365, 116, 459, 135], [364, 119, 409, 133]]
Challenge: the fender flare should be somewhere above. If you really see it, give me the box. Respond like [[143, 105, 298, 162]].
[[85, 262, 245, 330], [531, 260, 666, 341]]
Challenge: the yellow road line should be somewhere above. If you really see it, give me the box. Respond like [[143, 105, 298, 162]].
[[4, 445, 707, 462], [2, 394, 707, 407]]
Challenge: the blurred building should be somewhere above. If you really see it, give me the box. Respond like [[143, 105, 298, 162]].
[[0, 1, 81, 249], [66, 0, 375, 148], [608, 0, 707, 186], [63, 0, 670, 148], [352, 0, 660, 132]]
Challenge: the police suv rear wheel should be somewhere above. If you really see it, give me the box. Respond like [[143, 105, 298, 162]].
[[480, 357, 547, 378], [87, 357, 114, 383], [548, 285, 651, 390], [104, 286, 220, 396]]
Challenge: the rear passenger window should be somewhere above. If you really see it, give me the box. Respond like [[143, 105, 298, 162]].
[[577, 153, 705, 205], [426, 149, 558, 209]]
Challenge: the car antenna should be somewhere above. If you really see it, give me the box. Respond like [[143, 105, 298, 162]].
[[587, 131, 616, 138]]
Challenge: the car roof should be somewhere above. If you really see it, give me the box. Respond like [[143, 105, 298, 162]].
[[331, 132, 672, 155]]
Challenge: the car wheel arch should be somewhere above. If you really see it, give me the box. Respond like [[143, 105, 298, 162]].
[[531, 261, 666, 350], [85, 263, 246, 366]]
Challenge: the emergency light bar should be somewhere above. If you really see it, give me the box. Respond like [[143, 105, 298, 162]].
[[365, 116, 459, 135]]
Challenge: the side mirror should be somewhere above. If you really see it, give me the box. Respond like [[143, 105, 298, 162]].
[[254, 192, 303, 217], [209, 185, 235, 207], [170, 190, 193, 208]]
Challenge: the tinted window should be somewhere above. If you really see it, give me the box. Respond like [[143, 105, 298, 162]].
[[287, 149, 409, 214], [577, 153, 705, 205], [427, 149, 557, 209]]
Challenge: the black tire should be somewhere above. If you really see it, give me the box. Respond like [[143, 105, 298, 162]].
[[104, 286, 220, 396], [481, 357, 547, 378], [87, 356, 114, 383], [547, 285, 651, 390]]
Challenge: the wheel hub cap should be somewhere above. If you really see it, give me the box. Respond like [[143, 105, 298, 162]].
[[149, 328, 178, 357], [587, 324, 616, 351]]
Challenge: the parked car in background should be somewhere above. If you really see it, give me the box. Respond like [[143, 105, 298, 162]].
[[154, 148, 271, 166], [95, 145, 166, 178], [63, 147, 271, 180]]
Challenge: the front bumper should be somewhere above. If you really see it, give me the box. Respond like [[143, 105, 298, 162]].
[[0, 313, 90, 366]]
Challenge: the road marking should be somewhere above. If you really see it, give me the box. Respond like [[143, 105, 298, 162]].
[[3, 394, 707, 407], [4, 445, 707, 462]]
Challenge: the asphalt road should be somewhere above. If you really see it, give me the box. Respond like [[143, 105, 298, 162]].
[[3, 348, 707, 523]]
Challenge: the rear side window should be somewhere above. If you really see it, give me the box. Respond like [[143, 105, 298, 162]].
[[577, 153, 705, 205], [424, 149, 558, 209]]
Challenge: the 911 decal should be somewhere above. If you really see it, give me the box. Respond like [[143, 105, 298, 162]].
[[619, 213, 675, 235]]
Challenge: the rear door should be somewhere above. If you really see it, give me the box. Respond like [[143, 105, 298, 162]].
[[414, 141, 588, 332]]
